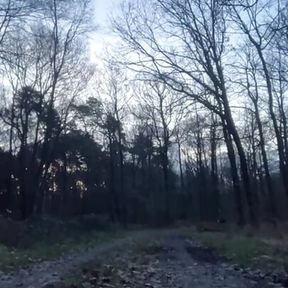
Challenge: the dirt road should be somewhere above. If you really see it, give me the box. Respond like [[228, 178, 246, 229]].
[[0, 230, 284, 288]]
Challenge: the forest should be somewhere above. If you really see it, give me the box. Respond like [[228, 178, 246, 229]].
[[0, 0, 287, 229]]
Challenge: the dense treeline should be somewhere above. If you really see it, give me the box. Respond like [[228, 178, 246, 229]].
[[0, 0, 287, 227]]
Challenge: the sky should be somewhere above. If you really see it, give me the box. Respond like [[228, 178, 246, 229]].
[[90, 0, 122, 62], [94, 0, 120, 25]]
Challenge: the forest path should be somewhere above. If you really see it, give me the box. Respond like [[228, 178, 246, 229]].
[[0, 229, 283, 288], [0, 230, 147, 288], [152, 235, 279, 288]]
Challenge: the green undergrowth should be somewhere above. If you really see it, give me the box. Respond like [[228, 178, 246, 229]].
[[0, 229, 125, 273], [191, 230, 288, 272]]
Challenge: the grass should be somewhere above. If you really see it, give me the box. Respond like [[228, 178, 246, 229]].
[[0, 229, 125, 273], [191, 230, 288, 272]]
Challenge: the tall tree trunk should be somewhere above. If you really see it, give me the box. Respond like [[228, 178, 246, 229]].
[[6, 124, 14, 214], [257, 48, 288, 197], [176, 136, 184, 193], [19, 147, 28, 219], [108, 135, 120, 223], [277, 66, 288, 197], [222, 95, 257, 226], [215, 56, 256, 225], [210, 116, 220, 219], [221, 118, 245, 226], [253, 101, 276, 218], [162, 143, 170, 223], [131, 153, 136, 190], [117, 129, 127, 226], [195, 113, 206, 221], [177, 137, 187, 220], [61, 151, 68, 216], [19, 112, 30, 219]]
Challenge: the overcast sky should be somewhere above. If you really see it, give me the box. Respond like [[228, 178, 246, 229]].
[[90, 0, 122, 62], [94, 0, 120, 25]]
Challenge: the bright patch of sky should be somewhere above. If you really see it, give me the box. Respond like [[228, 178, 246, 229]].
[[89, 0, 122, 64]]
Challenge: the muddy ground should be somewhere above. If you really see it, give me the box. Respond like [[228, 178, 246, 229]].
[[0, 230, 286, 288]]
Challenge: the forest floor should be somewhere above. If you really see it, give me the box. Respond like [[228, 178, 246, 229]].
[[1, 227, 288, 288]]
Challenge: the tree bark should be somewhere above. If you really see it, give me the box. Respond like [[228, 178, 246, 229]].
[[162, 143, 170, 222], [108, 135, 121, 223], [210, 116, 220, 219], [222, 118, 245, 226], [253, 100, 276, 218], [221, 90, 258, 226]]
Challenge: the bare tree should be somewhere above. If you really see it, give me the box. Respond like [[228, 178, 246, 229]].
[[113, 0, 257, 225], [229, 0, 288, 199], [102, 62, 128, 225], [133, 80, 185, 222]]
